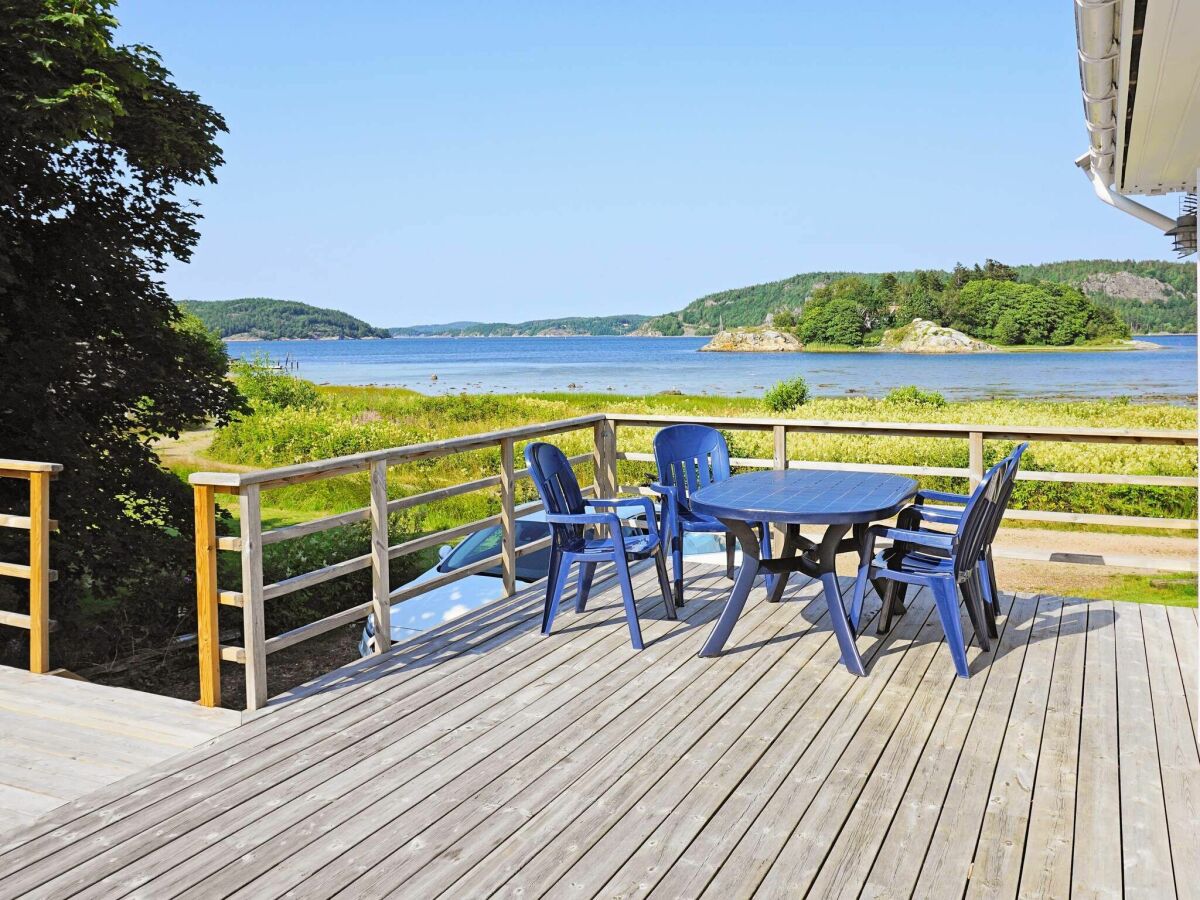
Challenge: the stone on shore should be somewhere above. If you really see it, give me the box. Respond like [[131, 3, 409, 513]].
[[880, 319, 997, 353]]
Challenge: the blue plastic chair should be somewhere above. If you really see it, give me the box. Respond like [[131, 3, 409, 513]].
[[879, 442, 1029, 638], [904, 442, 1029, 623], [650, 424, 772, 606], [848, 460, 1003, 678], [524, 441, 675, 650]]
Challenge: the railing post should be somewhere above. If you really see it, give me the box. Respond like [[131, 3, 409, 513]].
[[772, 425, 789, 547], [773, 425, 788, 471], [968, 431, 984, 489], [193, 484, 221, 707], [28, 472, 50, 674], [593, 419, 618, 497], [369, 460, 392, 653], [500, 438, 517, 597], [238, 485, 268, 711], [607, 421, 619, 495]]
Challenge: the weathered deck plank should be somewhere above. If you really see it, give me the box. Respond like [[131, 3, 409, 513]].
[[1140, 603, 1200, 898], [0, 667, 240, 843], [1114, 599, 1178, 899], [0, 560, 1193, 900], [1071, 602, 1124, 899], [1165, 604, 1198, 736], [1017, 597, 1088, 898]]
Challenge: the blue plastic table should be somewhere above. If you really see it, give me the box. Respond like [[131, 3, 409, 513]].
[[689, 469, 917, 675]]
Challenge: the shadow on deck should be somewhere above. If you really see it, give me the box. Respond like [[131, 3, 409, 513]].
[[0, 559, 1195, 898]]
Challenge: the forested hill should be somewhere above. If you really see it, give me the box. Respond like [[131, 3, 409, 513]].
[[642, 259, 1196, 335], [180, 299, 391, 340], [390, 314, 649, 337]]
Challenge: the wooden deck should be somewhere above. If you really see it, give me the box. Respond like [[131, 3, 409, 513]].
[[0, 559, 1195, 898], [0, 666, 241, 839]]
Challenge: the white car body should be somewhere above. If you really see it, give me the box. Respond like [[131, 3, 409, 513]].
[[359, 510, 729, 656]]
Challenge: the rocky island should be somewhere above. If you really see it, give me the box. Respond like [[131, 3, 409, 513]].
[[699, 329, 803, 352]]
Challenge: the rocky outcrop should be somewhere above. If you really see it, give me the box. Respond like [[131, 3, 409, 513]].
[[1079, 272, 1177, 303], [881, 319, 997, 354], [699, 329, 802, 352]]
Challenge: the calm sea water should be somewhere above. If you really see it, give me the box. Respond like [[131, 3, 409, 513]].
[[227, 334, 1198, 403]]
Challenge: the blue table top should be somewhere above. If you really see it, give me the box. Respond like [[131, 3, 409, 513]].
[[689, 469, 917, 525]]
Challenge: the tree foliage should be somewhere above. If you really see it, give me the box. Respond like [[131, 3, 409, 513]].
[[0, 0, 243, 665], [795, 277, 888, 345], [181, 298, 391, 340], [789, 264, 1131, 348]]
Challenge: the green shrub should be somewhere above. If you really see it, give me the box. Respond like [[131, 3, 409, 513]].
[[885, 385, 947, 407], [230, 357, 320, 409], [763, 377, 810, 412]]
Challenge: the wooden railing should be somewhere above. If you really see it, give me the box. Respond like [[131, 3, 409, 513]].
[[189, 415, 611, 710], [190, 414, 1195, 710], [606, 414, 1200, 531], [0, 460, 60, 673]]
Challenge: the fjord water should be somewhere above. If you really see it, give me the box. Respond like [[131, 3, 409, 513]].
[[228, 334, 1197, 403]]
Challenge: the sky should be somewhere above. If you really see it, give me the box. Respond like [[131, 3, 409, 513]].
[[117, 1, 1183, 327]]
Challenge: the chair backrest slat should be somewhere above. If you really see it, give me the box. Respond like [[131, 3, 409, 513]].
[[525, 442, 587, 549], [653, 425, 731, 508], [953, 460, 1004, 578], [983, 442, 1029, 545]]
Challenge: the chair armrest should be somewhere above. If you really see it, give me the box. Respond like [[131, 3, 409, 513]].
[[647, 482, 679, 538], [909, 505, 964, 525], [916, 488, 970, 505], [545, 511, 624, 533], [870, 525, 956, 551], [590, 496, 659, 539]]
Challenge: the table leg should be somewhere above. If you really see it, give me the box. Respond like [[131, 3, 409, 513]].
[[766, 523, 798, 603], [701, 518, 763, 657], [817, 524, 867, 676]]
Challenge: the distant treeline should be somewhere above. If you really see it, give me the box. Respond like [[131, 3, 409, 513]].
[[391, 314, 649, 337], [180, 298, 391, 340]]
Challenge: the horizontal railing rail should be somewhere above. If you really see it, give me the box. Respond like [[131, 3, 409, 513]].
[[190, 413, 1196, 710], [0, 459, 61, 673]]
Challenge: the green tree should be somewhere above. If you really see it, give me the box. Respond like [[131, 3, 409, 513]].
[[0, 1, 243, 665], [770, 307, 796, 329], [795, 277, 887, 346]]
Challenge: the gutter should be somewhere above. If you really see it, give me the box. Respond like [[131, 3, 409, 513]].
[[1075, 153, 1178, 232], [1073, 0, 1178, 233]]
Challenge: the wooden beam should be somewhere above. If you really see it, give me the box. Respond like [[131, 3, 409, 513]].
[[238, 485, 268, 711], [968, 431, 985, 489], [0, 514, 58, 531], [500, 438, 517, 597], [28, 472, 50, 674], [369, 460, 391, 654], [193, 484, 221, 708]]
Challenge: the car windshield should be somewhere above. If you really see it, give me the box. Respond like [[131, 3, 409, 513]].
[[439, 516, 650, 583], [439, 520, 553, 583]]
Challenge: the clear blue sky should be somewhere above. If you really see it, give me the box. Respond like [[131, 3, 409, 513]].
[[118, 2, 1180, 327]]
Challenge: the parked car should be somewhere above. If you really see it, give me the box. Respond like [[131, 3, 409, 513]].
[[358, 510, 728, 655]]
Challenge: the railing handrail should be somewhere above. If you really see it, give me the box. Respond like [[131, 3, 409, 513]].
[[604, 413, 1198, 445], [0, 459, 64, 475], [190, 411, 1197, 711], [188, 414, 607, 490]]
